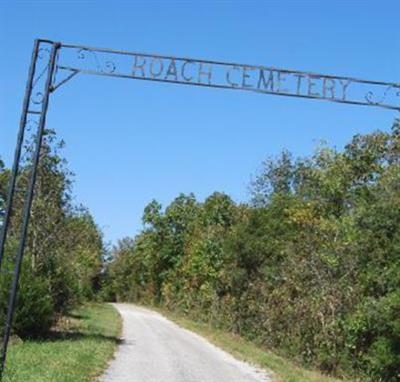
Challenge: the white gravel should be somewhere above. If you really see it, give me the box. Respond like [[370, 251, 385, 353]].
[[100, 303, 272, 382]]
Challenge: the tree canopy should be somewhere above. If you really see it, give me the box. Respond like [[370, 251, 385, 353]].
[[103, 120, 400, 381]]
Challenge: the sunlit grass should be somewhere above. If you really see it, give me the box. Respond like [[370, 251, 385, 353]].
[[3, 303, 121, 382]]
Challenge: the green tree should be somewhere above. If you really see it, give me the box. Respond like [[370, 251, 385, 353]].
[[102, 120, 400, 381], [1, 130, 104, 336]]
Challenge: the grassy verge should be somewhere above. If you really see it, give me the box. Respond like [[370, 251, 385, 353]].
[[153, 306, 349, 382], [3, 303, 121, 382]]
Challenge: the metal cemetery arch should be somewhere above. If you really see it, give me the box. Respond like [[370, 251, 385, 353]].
[[0, 39, 399, 376]]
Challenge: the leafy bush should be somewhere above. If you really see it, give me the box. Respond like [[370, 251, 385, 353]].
[[103, 120, 400, 381], [0, 260, 53, 338], [13, 265, 54, 338]]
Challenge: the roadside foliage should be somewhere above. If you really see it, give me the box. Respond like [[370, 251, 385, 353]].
[[103, 120, 400, 382], [0, 130, 104, 338]]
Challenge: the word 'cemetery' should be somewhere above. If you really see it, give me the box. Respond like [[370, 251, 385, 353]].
[[132, 54, 352, 103]]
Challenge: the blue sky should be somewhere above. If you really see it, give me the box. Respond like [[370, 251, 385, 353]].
[[1, 0, 399, 244]]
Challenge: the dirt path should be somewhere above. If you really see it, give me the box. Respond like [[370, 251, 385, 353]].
[[100, 303, 272, 382]]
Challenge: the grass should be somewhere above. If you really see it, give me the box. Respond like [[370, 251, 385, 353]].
[[3, 303, 121, 382], [153, 306, 349, 382], [2, 302, 350, 382]]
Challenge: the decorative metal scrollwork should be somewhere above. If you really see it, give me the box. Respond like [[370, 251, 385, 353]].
[[31, 46, 54, 105], [25, 119, 38, 132], [31, 92, 44, 105], [21, 119, 40, 162], [32, 48, 52, 86], [77, 48, 116, 74], [365, 85, 400, 107], [37, 47, 50, 59]]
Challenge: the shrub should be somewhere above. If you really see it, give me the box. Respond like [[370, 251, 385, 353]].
[[0, 260, 54, 338]]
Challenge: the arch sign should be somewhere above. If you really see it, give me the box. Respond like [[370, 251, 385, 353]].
[[0, 39, 399, 376]]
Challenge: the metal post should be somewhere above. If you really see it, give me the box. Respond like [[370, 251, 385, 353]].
[[0, 41, 60, 378], [0, 40, 40, 271]]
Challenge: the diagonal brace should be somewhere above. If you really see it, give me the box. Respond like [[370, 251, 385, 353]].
[[51, 68, 79, 92]]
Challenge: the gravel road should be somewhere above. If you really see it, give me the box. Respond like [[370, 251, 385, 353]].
[[100, 303, 272, 382]]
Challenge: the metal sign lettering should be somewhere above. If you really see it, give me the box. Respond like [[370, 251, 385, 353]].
[[57, 44, 400, 111]]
